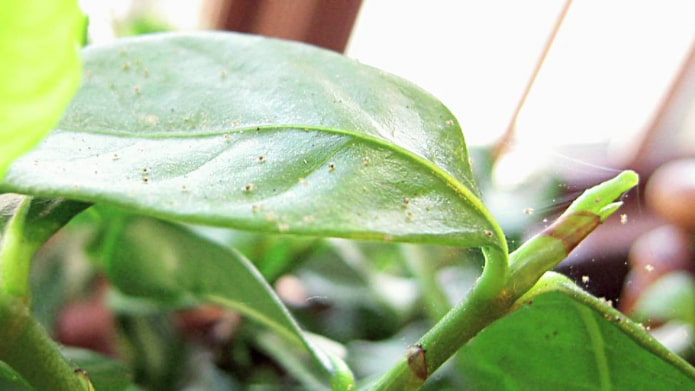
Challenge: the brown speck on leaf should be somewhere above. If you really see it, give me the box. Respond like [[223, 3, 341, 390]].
[[328, 162, 336, 171], [445, 119, 455, 126], [243, 183, 255, 192], [402, 198, 410, 208], [523, 208, 534, 215], [133, 86, 141, 94], [258, 155, 266, 163], [406, 211, 414, 221], [484, 230, 494, 237], [142, 177, 149, 184]]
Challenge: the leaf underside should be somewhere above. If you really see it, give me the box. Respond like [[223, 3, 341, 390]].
[[107, 216, 348, 387], [0, 31, 501, 249]]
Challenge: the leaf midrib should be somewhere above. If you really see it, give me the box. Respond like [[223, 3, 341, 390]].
[[55, 122, 503, 247]]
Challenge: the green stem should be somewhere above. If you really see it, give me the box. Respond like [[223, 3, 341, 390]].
[[0, 197, 34, 299], [508, 170, 638, 297], [370, 170, 639, 390], [0, 293, 87, 390], [371, 245, 510, 390]]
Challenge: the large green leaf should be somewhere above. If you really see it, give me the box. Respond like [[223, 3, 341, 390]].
[[0, 0, 83, 178], [0, 32, 502, 249], [457, 276, 695, 390], [105, 216, 353, 389]]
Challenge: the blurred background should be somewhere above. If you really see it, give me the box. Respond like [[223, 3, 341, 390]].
[[34, 0, 695, 389]]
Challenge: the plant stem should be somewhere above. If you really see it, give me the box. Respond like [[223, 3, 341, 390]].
[[0, 293, 87, 390], [370, 170, 639, 390], [370, 266, 511, 390], [371, 245, 511, 391], [0, 197, 34, 299], [493, 0, 573, 161]]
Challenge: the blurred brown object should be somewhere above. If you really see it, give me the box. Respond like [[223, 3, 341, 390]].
[[617, 42, 695, 316], [204, 0, 363, 53], [621, 223, 695, 314], [57, 276, 117, 356], [175, 305, 242, 347], [646, 160, 695, 231]]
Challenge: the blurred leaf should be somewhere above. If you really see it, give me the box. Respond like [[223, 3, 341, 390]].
[[457, 282, 695, 390], [1, 31, 503, 250], [0, 362, 32, 391], [117, 314, 187, 390], [0, 0, 83, 178], [106, 216, 352, 389], [188, 226, 322, 283], [62, 347, 140, 391], [633, 271, 695, 325], [0, 195, 89, 248]]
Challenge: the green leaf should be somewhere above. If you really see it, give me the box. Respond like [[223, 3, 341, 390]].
[[105, 216, 354, 389], [633, 271, 695, 325], [0, 361, 32, 391], [62, 347, 141, 391], [1, 31, 502, 250], [0, 0, 83, 179], [457, 277, 695, 390]]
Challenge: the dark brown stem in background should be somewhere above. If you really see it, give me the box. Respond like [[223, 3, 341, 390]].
[[205, 0, 363, 53], [493, 0, 573, 162], [627, 42, 695, 175]]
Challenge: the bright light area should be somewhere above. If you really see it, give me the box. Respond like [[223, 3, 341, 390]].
[[347, 0, 694, 184], [80, 0, 694, 185]]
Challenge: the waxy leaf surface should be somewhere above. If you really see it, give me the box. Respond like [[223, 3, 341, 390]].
[[1, 32, 502, 249], [458, 287, 695, 390]]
